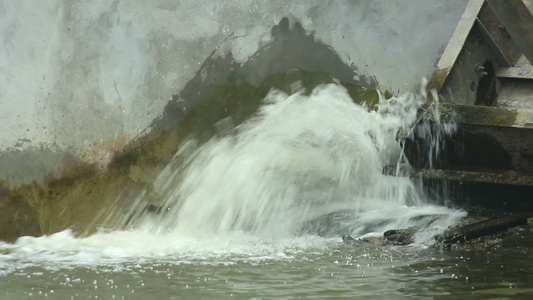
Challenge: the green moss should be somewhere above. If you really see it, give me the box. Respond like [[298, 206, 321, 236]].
[[427, 67, 449, 98], [0, 187, 41, 242]]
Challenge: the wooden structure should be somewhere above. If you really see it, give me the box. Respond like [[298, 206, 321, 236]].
[[406, 0, 533, 212]]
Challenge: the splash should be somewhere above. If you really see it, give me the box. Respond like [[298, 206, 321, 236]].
[[127, 82, 463, 240], [0, 82, 464, 266]]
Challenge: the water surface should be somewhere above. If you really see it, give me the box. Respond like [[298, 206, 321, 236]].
[[1, 227, 532, 299]]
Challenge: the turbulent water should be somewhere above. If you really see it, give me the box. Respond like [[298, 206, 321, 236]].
[[15, 82, 467, 249], [0, 83, 473, 295], [122, 83, 464, 240], [2, 83, 533, 299], [5, 2, 533, 298]]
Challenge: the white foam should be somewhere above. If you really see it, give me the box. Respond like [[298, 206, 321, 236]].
[[1, 83, 463, 267], [126, 83, 462, 242], [0, 228, 336, 269]]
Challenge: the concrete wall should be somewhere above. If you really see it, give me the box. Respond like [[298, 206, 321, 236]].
[[0, 0, 468, 184]]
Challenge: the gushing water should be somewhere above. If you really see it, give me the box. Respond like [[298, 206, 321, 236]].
[[1, 82, 464, 266], [128, 82, 463, 241]]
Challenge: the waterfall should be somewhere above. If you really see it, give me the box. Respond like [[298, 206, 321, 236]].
[[125, 82, 464, 241], [0, 1, 470, 261]]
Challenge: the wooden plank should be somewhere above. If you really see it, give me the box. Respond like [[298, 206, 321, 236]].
[[428, 0, 485, 91], [412, 169, 533, 187], [435, 212, 533, 245], [497, 65, 533, 79], [486, 0, 533, 65]]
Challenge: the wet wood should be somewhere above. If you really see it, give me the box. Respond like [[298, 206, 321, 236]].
[[344, 212, 533, 247], [435, 212, 533, 245]]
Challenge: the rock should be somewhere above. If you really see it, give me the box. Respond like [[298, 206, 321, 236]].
[[384, 228, 417, 245], [342, 234, 357, 245]]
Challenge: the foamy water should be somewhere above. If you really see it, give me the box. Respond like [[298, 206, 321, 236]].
[[1, 83, 465, 269]]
